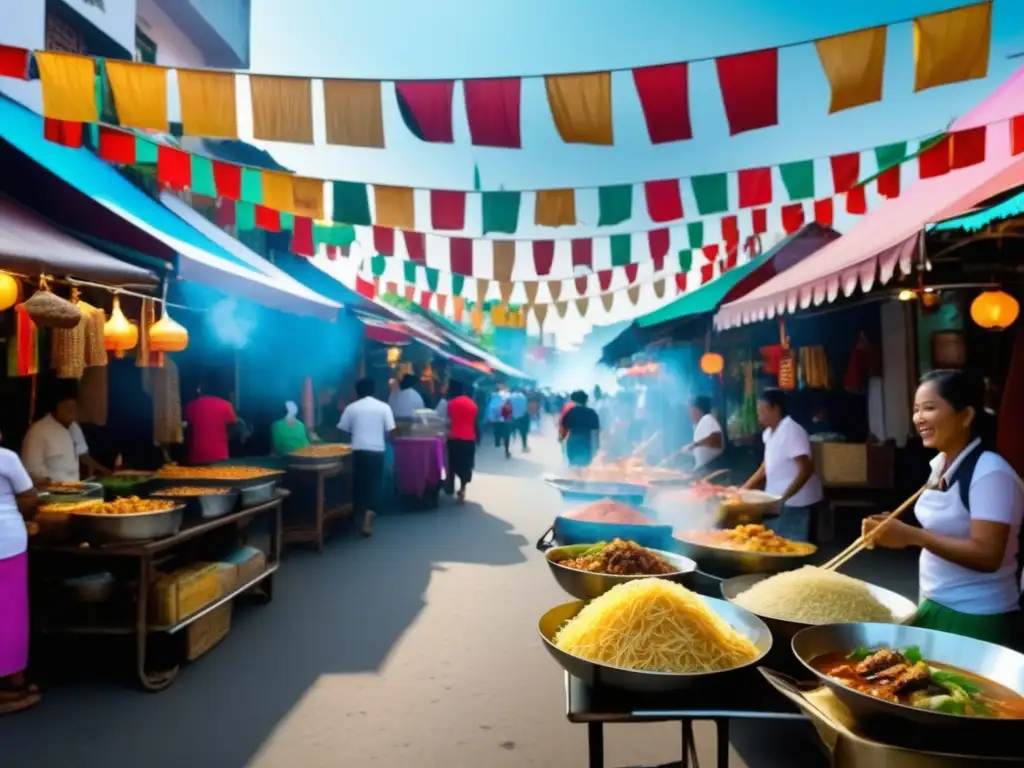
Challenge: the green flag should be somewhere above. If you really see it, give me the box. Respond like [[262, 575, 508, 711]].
[[779, 160, 815, 200], [598, 185, 632, 226], [452, 274, 465, 296], [875, 141, 909, 172], [403, 261, 417, 284], [240, 168, 263, 204], [482, 191, 521, 234], [610, 234, 631, 267], [691, 173, 728, 215], [332, 181, 372, 226], [371, 255, 386, 277], [678, 249, 692, 272], [425, 267, 440, 292], [686, 222, 703, 249], [236, 201, 256, 231]]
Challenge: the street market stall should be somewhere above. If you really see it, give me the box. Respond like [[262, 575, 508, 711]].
[[282, 444, 353, 552]]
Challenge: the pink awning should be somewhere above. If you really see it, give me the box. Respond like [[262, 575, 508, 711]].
[[715, 66, 1024, 330]]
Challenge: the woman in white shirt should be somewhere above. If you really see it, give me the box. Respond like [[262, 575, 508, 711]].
[[741, 388, 824, 542], [685, 395, 723, 471], [864, 370, 1023, 649], [0, 430, 39, 714]]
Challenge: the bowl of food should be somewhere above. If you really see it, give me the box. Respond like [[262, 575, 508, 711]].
[[546, 476, 649, 506], [721, 566, 917, 642], [716, 489, 782, 527], [793, 623, 1024, 739], [288, 443, 352, 468], [99, 471, 155, 499], [676, 524, 817, 576], [539, 578, 771, 692], [546, 539, 697, 600], [69, 497, 185, 542], [150, 486, 238, 520], [551, 498, 675, 551], [152, 465, 284, 490]]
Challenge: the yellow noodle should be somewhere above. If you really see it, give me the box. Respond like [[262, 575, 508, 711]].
[[554, 579, 759, 673]]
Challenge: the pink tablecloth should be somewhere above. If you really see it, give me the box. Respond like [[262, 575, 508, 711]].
[[393, 436, 446, 497]]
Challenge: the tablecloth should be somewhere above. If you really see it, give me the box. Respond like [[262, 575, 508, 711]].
[[392, 436, 446, 498]]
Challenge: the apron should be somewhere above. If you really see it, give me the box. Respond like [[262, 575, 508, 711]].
[[912, 473, 1022, 648]]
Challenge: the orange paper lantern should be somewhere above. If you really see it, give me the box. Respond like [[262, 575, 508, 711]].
[[0, 272, 19, 311], [970, 290, 1019, 330], [700, 352, 724, 375], [148, 308, 189, 353], [103, 296, 138, 358]]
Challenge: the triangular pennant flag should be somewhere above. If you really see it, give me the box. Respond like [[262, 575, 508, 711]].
[[533, 303, 548, 328], [436, 294, 448, 315], [403, 261, 418, 284], [625, 264, 639, 284], [498, 281, 514, 306], [453, 295, 465, 322], [476, 279, 490, 303], [420, 291, 434, 310], [404, 284, 416, 302], [452, 274, 465, 296], [575, 297, 590, 316], [673, 274, 686, 294], [627, 284, 641, 305], [523, 281, 539, 305], [548, 281, 563, 302], [425, 267, 440, 292], [598, 270, 613, 292], [555, 301, 568, 318], [575, 275, 589, 296], [600, 293, 614, 312]]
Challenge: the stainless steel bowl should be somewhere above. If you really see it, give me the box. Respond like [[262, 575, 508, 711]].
[[675, 538, 817, 577], [538, 596, 772, 692], [151, 489, 239, 520], [240, 481, 278, 508], [288, 445, 351, 468], [546, 477, 649, 506], [545, 546, 697, 600], [792, 623, 1024, 739], [70, 504, 185, 543], [721, 573, 918, 642], [149, 471, 284, 491]]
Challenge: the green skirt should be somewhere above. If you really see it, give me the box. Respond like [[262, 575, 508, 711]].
[[912, 599, 1023, 651]]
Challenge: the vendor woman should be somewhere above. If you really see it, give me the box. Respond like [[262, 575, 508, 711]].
[[271, 401, 311, 455], [741, 388, 824, 542], [863, 370, 1024, 648]]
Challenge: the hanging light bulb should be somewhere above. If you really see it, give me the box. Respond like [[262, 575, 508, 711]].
[[148, 305, 189, 353], [971, 290, 1020, 330], [0, 272, 19, 311], [103, 296, 138, 358], [897, 289, 917, 302], [700, 352, 724, 375]]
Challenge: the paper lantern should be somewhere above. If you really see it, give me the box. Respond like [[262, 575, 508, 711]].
[[0, 272, 19, 311], [148, 308, 189, 353], [700, 352, 724, 375], [970, 290, 1019, 330], [103, 296, 138, 358]]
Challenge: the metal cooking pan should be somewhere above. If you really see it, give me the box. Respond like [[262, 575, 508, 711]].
[[538, 596, 771, 693], [545, 545, 697, 600], [721, 572, 917, 642], [545, 476, 649, 506], [792, 622, 1024, 741], [675, 538, 817, 577]]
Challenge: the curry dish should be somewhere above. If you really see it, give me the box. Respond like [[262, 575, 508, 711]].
[[683, 524, 815, 555], [814, 646, 1024, 719], [555, 539, 676, 576], [71, 497, 178, 516]]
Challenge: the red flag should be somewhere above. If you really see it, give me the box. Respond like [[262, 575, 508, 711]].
[[373, 226, 395, 256], [575, 275, 589, 296], [436, 294, 448, 314], [403, 230, 426, 263], [918, 136, 950, 179], [430, 189, 466, 230], [625, 264, 639, 283], [404, 284, 416, 302], [291, 216, 315, 257], [675, 273, 687, 293], [395, 81, 455, 143], [532, 241, 554, 275], [0, 45, 30, 79], [632, 62, 692, 144], [44, 118, 83, 147], [950, 126, 986, 169], [464, 78, 522, 148], [877, 165, 900, 199], [215, 199, 236, 228], [830, 153, 860, 193], [721, 214, 739, 248], [700, 263, 715, 284], [813, 198, 833, 227], [846, 186, 867, 215], [255, 204, 280, 232], [157, 145, 191, 190], [355, 276, 376, 299], [450, 237, 473, 275], [419, 290, 434, 309], [213, 161, 241, 200], [598, 270, 613, 292], [751, 208, 768, 234], [571, 239, 592, 271], [715, 48, 778, 135], [648, 229, 669, 265], [1012, 116, 1024, 156], [644, 179, 683, 223], [98, 127, 136, 163], [781, 203, 805, 234], [724, 242, 738, 271], [325, 245, 339, 261], [737, 167, 772, 208]]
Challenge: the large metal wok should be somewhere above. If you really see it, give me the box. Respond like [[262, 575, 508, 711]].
[[792, 623, 1024, 740], [674, 537, 817, 578], [538, 596, 772, 692], [544, 544, 696, 600], [721, 572, 917, 642]]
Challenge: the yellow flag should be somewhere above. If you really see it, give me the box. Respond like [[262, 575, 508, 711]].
[[374, 185, 415, 230], [545, 72, 613, 145], [815, 27, 886, 113], [262, 171, 296, 214], [914, 1, 991, 92], [492, 241, 515, 283], [323, 79, 385, 148], [534, 189, 576, 227], [177, 69, 237, 138], [250, 75, 314, 143], [105, 60, 167, 131], [36, 52, 98, 122]]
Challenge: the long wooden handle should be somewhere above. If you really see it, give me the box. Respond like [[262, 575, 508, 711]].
[[823, 485, 926, 571]]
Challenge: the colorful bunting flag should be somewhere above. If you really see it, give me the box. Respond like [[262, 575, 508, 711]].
[[918, 135, 950, 179], [545, 72, 613, 145], [43, 118, 83, 147], [715, 48, 778, 135], [493, 241, 516, 283], [431, 189, 466, 230], [262, 171, 296, 214], [874, 142, 906, 198], [374, 226, 395, 255], [323, 79, 385, 148], [157, 145, 191, 190], [291, 216, 315, 257], [374, 185, 415, 230], [913, 2, 991, 92], [815, 27, 887, 113], [333, 181, 372, 225], [1012, 116, 1024, 156], [846, 186, 867, 215], [751, 208, 767, 234], [548, 281, 562, 302], [649, 229, 670, 265], [177, 69, 238, 138], [780, 160, 815, 201], [98, 126, 135, 162], [533, 241, 555, 275], [600, 292, 614, 312], [781, 202, 805, 234], [814, 198, 833, 227], [395, 80, 455, 143], [610, 234, 631, 267], [255, 204, 280, 232], [691, 173, 728, 216], [404, 231, 426, 263], [241, 167, 263, 204], [292, 177, 325, 220], [0, 45, 29, 79], [598, 185, 633, 226], [190, 155, 217, 197], [645, 180, 684, 223], [213, 161, 242, 200], [105, 60, 168, 131], [950, 126, 986, 169], [249, 75, 314, 144], [36, 52, 98, 123], [633, 62, 692, 143], [571, 239, 593, 272], [830, 153, 860, 193], [737, 167, 772, 208], [687, 222, 704, 249], [535, 189, 576, 227], [450, 238, 473, 275], [464, 78, 522, 148], [482, 191, 521, 234]]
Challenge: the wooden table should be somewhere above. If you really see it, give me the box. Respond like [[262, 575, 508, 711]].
[[282, 459, 352, 552], [32, 492, 285, 691]]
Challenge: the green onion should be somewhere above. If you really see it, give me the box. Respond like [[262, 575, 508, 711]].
[[904, 646, 923, 664]]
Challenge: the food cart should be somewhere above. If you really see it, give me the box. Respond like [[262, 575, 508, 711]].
[[281, 444, 354, 552]]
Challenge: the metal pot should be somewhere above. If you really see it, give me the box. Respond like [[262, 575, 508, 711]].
[[240, 481, 278, 508], [151, 489, 238, 520], [675, 538, 816, 577], [545, 546, 697, 600], [70, 505, 185, 543]]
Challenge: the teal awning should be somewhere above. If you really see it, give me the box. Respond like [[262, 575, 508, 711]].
[[636, 249, 773, 328], [930, 188, 1024, 233]]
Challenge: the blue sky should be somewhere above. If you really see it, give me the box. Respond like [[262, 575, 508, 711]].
[[246, 0, 1023, 333]]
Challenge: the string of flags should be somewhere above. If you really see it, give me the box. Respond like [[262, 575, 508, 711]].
[[0, 2, 992, 148]]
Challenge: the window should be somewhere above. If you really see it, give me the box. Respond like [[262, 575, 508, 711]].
[[135, 28, 157, 64]]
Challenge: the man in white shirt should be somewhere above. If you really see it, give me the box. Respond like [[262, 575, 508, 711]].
[[21, 389, 109, 485], [389, 374, 426, 419], [685, 395, 724, 471], [741, 388, 824, 542], [339, 378, 396, 537]]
